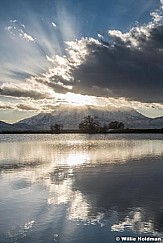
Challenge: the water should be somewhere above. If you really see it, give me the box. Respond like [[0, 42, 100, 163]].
[[0, 134, 163, 243]]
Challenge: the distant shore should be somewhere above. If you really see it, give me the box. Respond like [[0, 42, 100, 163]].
[[0, 129, 163, 134]]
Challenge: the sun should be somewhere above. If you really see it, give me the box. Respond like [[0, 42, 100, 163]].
[[64, 92, 95, 106]]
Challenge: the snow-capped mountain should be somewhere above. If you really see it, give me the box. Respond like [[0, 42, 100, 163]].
[[0, 105, 163, 131], [14, 104, 163, 130]]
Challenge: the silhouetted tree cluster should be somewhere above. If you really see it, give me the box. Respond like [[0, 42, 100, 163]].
[[79, 115, 101, 133], [79, 116, 125, 133], [100, 123, 108, 132], [51, 123, 63, 133], [108, 121, 125, 129]]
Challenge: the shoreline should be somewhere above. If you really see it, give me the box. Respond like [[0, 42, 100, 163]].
[[0, 129, 163, 134]]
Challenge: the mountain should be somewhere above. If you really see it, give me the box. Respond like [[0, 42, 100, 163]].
[[14, 105, 163, 130], [0, 121, 32, 132], [0, 105, 163, 131], [0, 121, 12, 131]]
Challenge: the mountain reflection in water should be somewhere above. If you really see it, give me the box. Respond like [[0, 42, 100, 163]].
[[0, 134, 163, 243]]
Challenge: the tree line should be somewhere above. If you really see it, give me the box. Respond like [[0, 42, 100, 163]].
[[79, 115, 124, 133], [51, 115, 125, 133]]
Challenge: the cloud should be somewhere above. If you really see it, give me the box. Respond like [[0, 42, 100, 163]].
[[19, 30, 35, 42], [66, 9, 163, 103], [2, 17, 66, 84], [0, 101, 14, 110], [0, 81, 55, 100], [40, 38, 97, 84], [5, 23, 35, 42], [21, 2, 163, 105], [16, 103, 39, 111], [46, 55, 54, 63], [0, 99, 41, 112], [10, 20, 17, 23], [1, 89, 163, 114], [97, 33, 104, 39], [161, 0, 163, 8], [1, 1, 163, 115], [52, 22, 57, 27], [5, 26, 13, 31]]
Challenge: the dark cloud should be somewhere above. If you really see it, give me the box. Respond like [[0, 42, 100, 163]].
[[1, 3, 163, 106], [69, 18, 163, 103], [35, 76, 73, 94], [0, 84, 53, 100]]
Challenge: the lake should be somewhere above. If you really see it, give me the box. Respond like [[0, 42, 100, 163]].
[[0, 134, 163, 243]]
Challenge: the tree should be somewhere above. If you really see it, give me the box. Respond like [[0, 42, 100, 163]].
[[100, 123, 108, 132], [118, 122, 125, 129], [51, 123, 63, 133], [108, 121, 125, 130], [79, 115, 101, 133]]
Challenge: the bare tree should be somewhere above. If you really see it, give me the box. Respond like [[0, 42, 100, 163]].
[[51, 123, 63, 133], [79, 115, 101, 133], [108, 121, 125, 129]]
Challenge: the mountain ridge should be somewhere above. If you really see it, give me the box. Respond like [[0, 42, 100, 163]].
[[0, 105, 161, 131]]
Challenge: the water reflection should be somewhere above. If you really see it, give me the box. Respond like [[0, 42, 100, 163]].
[[111, 209, 154, 234], [72, 157, 163, 234], [0, 134, 163, 168], [0, 134, 163, 242]]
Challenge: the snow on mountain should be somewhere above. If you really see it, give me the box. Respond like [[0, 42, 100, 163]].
[[14, 104, 163, 130], [0, 105, 162, 131]]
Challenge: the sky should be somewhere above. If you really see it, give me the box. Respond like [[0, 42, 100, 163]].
[[0, 0, 163, 122]]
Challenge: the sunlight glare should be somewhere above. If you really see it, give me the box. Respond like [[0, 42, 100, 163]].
[[64, 92, 95, 106], [64, 152, 90, 166]]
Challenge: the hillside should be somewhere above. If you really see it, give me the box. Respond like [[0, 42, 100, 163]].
[[15, 105, 163, 130], [0, 105, 163, 131]]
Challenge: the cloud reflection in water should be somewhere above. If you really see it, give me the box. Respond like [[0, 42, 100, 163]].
[[0, 134, 163, 241]]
